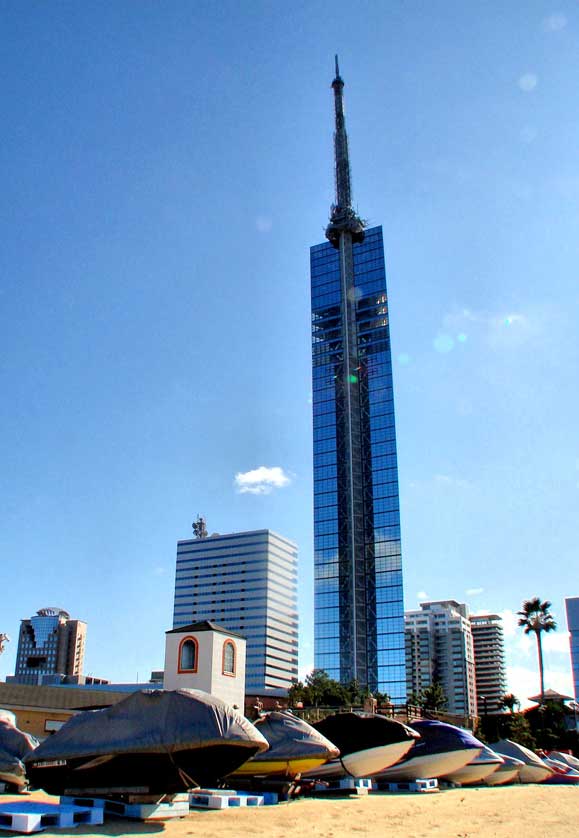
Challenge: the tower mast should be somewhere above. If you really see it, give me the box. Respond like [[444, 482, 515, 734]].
[[326, 56, 365, 247]]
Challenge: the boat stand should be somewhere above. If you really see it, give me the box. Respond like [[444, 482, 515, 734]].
[[189, 789, 264, 809], [60, 792, 190, 821], [313, 778, 372, 796], [373, 778, 439, 793], [0, 801, 103, 833]]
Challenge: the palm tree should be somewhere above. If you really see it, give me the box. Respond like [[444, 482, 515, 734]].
[[501, 692, 520, 714], [518, 598, 557, 703]]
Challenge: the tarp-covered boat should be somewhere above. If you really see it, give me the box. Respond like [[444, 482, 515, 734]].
[[547, 751, 579, 771], [229, 711, 339, 780], [542, 755, 579, 784], [25, 689, 268, 796], [0, 715, 39, 790], [373, 720, 482, 782], [442, 744, 503, 785], [0, 710, 17, 727], [483, 752, 524, 786], [302, 713, 419, 780], [490, 740, 553, 784]]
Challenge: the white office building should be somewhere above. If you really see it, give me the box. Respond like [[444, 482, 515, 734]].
[[405, 600, 477, 718], [172, 529, 298, 693]]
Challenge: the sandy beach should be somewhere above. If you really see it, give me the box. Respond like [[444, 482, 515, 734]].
[[2, 786, 578, 838]]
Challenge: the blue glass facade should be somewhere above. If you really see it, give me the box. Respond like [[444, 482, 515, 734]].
[[311, 225, 406, 702], [565, 597, 579, 701]]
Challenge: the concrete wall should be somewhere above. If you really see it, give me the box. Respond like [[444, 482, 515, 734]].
[[163, 629, 245, 709]]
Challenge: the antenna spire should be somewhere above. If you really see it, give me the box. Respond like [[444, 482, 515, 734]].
[[326, 57, 365, 248]]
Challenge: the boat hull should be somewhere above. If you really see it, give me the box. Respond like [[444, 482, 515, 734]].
[[0, 769, 27, 789], [483, 765, 521, 786], [26, 743, 263, 796], [374, 747, 480, 782], [443, 760, 501, 785], [302, 740, 415, 780], [231, 755, 330, 779], [517, 764, 553, 784]]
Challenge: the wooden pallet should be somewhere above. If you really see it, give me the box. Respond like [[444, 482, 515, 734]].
[[314, 777, 372, 796], [377, 778, 439, 793], [189, 790, 264, 809], [60, 793, 190, 821], [0, 801, 103, 834]]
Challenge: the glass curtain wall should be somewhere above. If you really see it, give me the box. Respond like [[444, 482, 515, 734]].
[[311, 225, 406, 702]]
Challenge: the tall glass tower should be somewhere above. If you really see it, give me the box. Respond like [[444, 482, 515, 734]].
[[311, 59, 406, 702], [565, 597, 579, 701]]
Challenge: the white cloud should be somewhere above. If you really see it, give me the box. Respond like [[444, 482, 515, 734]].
[[542, 631, 572, 655], [506, 663, 574, 708], [234, 465, 291, 495], [466, 587, 484, 596], [417, 591, 429, 601], [499, 608, 519, 637]]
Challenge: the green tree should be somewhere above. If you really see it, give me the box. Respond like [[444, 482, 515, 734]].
[[517, 598, 557, 702], [421, 680, 447, 711], [288, 678, 306, 706], [501, 693, 520, 714], [506, 713, 536, 750], [373, 690, 391, 707], [344, 679, 363, 705], [304, 669, 331, 706]]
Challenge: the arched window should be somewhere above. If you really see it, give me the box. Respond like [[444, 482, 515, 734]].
[[222, 640, 236, 676], [178, 637, 198, 673]]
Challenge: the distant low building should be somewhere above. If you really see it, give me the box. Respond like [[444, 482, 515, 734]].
[[0, 681, 128, 740], [7, 608, 87, 686]]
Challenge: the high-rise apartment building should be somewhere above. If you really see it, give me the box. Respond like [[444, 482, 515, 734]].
[[470, 613, 507, 714], [9, 608, 86, 685], [405, 601, 477, 717], [172, 529, 298, 693], [565, 596, 579, 701], [311, 59, 405, 700]]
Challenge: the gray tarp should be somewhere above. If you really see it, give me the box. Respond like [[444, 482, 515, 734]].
[[491, 738, 551, 770], [0, 719, 38, 786], [250, 712, 339, 762], [0, 710, 17, 727], [25, 689, 268, 762]]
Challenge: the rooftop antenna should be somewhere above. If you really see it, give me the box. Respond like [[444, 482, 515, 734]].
[[192, 515, 208, 539], [325, 55, 365, 248]]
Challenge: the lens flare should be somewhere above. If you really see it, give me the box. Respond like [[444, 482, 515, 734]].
[[433, 334, 454, 354]]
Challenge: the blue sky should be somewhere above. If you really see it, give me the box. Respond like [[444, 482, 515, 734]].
[[1, 2, 577, 706]]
